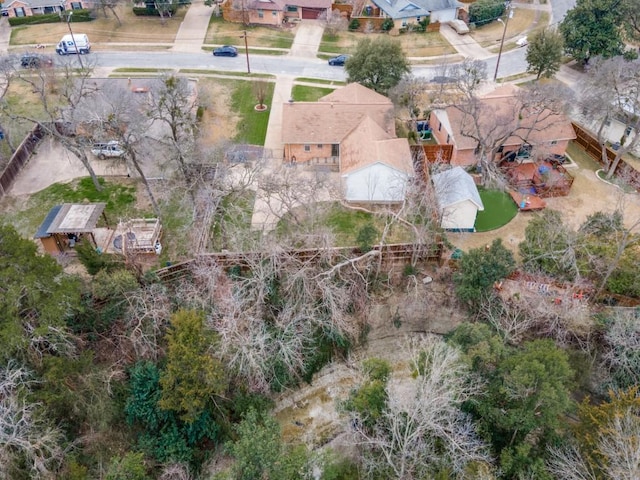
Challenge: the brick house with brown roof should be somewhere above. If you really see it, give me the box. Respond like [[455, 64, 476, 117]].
[[2, 0, 90, 17], [282, 83, 414, 203], [429, 84, 576, 166], [223, 0, 331, 26]]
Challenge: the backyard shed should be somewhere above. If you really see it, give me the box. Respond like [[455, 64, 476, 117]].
[[34, 202, 106, 254], [432, 167, 484, 231]]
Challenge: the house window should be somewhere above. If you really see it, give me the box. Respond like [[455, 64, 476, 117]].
[[317, 144, 322, 148], [71, 2, 82, 8], [550, 140, 557, 145], [416, 16, 420, 21], [446, 134, 450, 143], [272, 10, 277, 16], [438, 122, 441, 132], [44, 6, 56, 13], [625, 125, 633, 136], [14, 7, 25, 16], [258, 9, 264, 18], [287, 5, 298, 12], [401, 20, 407, 27], [331, 144, 339, 156], [604, 118, 611, 126], [304, 145, 310, 152]]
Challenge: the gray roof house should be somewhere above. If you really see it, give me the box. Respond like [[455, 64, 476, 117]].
[[432, 166, 484, 231], [369, 0, 462, 24]]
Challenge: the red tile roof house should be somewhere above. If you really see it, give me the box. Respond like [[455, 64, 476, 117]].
[[2, 0, 89, 17], [428, 84, 576, 167], [223, 0, 331, 26], [282, 83, 414, 204]]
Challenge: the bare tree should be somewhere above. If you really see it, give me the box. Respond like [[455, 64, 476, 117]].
[[318, 9, 348, 36], [347, 337, 491, 479], [579, 56, 640, 179], [1, 57, 106, 190], [252, 79, 269, 109], [73, 80, 162, 215], [0, 363, 64, 480], [124, 283, 172, 361], [447, 61, 573, 186], [147, 73, 199, 186], [94, 0, 123, 25]]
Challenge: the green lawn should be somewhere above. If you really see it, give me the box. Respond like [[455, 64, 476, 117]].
[[474, 188, 518, 232], [221, 79, 274, 145], [291, 85, 334, 102]]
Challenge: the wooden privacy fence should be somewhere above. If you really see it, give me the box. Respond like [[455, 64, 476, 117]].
[[0, 124, 45, 198], [572, 122, 640, 191], [155, 242, 443, 283]]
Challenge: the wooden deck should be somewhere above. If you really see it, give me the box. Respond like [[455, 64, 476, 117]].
[[508, 190, 546, 211]]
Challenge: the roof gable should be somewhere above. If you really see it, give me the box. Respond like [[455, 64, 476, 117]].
[[319, 82, 392, 105], [432, 167, 484, 210], [282, 83, 395, 144], [443, 85, 577, 151]]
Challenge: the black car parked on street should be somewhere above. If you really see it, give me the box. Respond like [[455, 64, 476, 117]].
[[213, 46, 238, 57], [328, 54, 349, 66]]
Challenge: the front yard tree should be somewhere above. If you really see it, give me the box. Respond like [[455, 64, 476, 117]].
[[319, 9, 348, 36], [560, 0, 625, 64], [621, 0, 640, 42], [147, 73, 198, 186], [345, 37, 410, 95], [526, 27, 564, 80]]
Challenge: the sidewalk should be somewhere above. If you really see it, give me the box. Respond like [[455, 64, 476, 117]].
[[172, 0, 213, 53]]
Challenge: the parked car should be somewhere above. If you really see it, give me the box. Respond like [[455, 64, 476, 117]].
[[449, 19, 470, 35], [91, 141, 125, 159], [20, 53, 53, 68], [328, 54, 349, 66], [213, 46, 238, 57], [516, 36, 528, 47]]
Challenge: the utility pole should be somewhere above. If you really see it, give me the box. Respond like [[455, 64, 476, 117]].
[[493, 4, 513, 82], [240, 30, 250, 74], [63, 9, 83, 69]]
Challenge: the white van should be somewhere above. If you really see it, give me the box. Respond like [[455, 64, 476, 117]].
[[56, 34, 91, 55]]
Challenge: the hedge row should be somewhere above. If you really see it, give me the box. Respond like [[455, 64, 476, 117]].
[[132, 6, 179, 16], [8, 8, 93, 26]]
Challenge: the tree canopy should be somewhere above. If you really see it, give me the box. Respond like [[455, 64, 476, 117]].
[[526, 27, 564, 79], [560, 0, 625, 64], [0, 223, 81, 363], [454, 238, 516, 309], [345, 37, 410, 95]]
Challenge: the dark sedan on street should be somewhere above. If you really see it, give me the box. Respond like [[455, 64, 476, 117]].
[[328, 54, 349, 66], [213, 46, 238, 57]]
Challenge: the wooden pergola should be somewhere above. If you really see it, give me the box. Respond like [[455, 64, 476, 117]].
[[34, 203, 107, 255]]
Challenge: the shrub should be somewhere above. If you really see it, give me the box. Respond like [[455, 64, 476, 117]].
[[8, 9, 92, 26], [133, 6, 179, 16], [469, 0, 505, 27], [348, 18, 360, 31], [381, 17, 394, 32]]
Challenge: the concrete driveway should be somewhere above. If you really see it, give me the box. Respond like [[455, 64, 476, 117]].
[[289, 21, 325, 58]]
